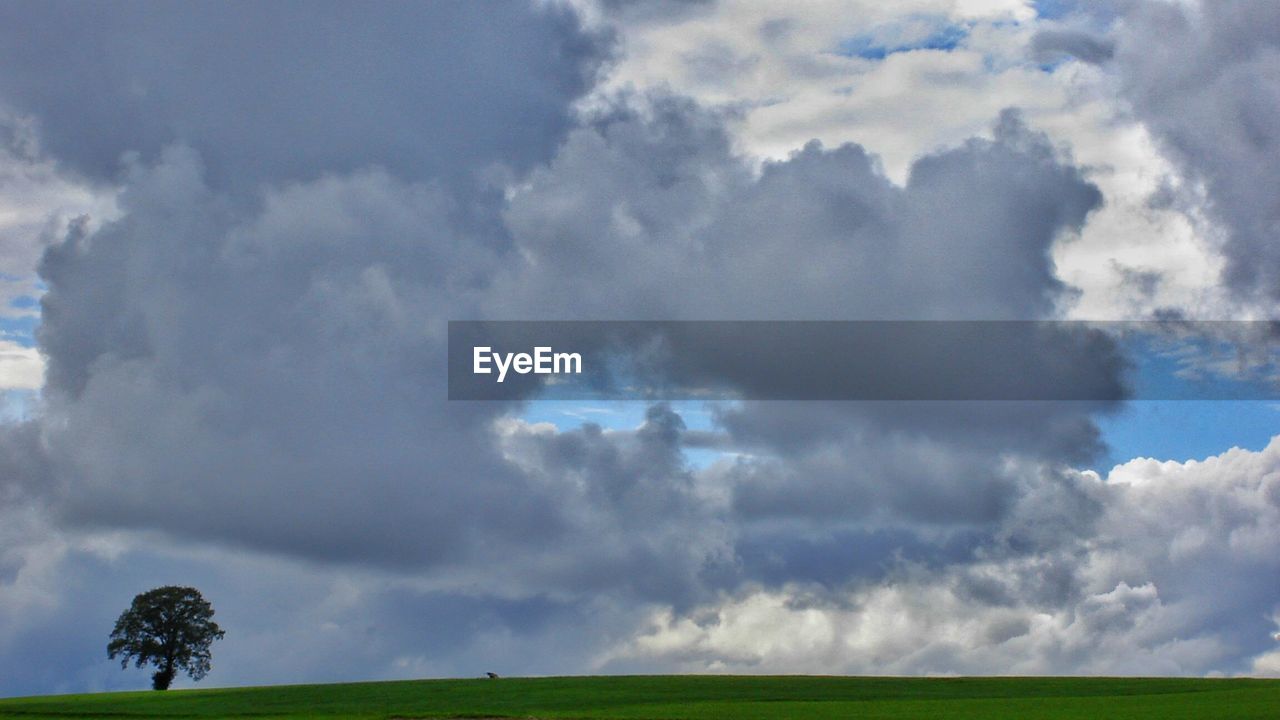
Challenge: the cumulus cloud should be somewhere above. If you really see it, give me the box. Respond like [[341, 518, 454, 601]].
[[605, 438, 1280, 676], [1113, 1, 1280, 307], [23, 86, 1110, 582], [493, 100, 1100, 320], [587, 0, 1241, 321]]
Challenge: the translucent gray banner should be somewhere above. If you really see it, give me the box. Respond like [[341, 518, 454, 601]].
[[447, 321, 1280, 401]]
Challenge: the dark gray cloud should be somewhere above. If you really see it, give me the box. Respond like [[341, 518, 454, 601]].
[[498, 404, 733, 608], [597, 0, 716, 25], [0, 0, 610, 188], [718, 402, 1109, 526], [0, 419, 50, 502], [733, 525, 987, 589], [1113, 0, 1280, 305], [484, 98, 1114, 599], [14, 90, 1117, 643], [36, 154, 556, 571], [1030, 29, 1115, 65], [493, 103, 1099, 320]]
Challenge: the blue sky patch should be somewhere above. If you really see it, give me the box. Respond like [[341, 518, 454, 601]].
[[837, 21, 969, 61], [523, 395, 1277, 476], [1096, 400, 1278, 470], [0, 315, 39, 348], [9, 295, 38, 310], [1033, 0, 1078, 20], [522, 331, 1280, 475]]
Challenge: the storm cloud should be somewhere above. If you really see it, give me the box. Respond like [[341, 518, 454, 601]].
[[24, 89, 1111, 584], [0, 0, 610, 187]]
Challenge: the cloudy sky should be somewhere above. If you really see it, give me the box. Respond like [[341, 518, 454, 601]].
[[1, 0, 1280, 695]]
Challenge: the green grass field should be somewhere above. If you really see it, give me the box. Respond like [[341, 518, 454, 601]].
[[0, 675, 1277, 720]]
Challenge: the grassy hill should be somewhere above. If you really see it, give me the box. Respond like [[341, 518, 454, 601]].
[[0, 675, 1277, 719]]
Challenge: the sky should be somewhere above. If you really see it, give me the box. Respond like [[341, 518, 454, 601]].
[[0, 0, 1279, 695]]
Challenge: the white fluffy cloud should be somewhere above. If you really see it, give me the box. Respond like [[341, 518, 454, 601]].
[[604, 438, 1280, 676], [0, 340, 42, 390], [588, 0, 1246, 320]]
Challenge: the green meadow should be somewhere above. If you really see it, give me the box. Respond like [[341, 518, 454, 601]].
[[1, 675, 1277, 720]]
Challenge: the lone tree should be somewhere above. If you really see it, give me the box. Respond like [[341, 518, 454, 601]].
[[108, 586, 225, 690]]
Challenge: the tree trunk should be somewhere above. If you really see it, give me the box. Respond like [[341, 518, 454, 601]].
[[152, 658, 176, 690]]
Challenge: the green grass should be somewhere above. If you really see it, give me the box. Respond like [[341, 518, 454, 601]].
[[0, 675, 1277, 720]]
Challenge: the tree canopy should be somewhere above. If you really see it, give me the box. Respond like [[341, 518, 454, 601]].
[[107, 586, 225, 690]]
